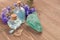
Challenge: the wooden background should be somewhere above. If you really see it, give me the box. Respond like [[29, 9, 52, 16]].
[[0, 0, 60, 40]]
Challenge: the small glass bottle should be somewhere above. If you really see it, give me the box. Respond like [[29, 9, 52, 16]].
[[14, 1, 25, 23], [7, 14, 22, 34]]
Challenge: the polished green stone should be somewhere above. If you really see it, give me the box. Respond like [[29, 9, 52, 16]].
[[26, 12, 42, 32]]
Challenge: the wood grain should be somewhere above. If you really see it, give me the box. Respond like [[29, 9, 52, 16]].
[[0, 0, 60, 40]]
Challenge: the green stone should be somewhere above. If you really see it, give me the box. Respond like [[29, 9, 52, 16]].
[[26, 12, 42, 32]]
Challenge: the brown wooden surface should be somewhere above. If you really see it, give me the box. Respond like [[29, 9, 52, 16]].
[[0, 0, 60, 40]]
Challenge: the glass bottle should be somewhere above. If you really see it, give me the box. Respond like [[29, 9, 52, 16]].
[[14, 1, 25, 23], [7, 14, 22, 34]]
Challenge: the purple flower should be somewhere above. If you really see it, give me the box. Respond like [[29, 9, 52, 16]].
[[1, 8, 10, 24]]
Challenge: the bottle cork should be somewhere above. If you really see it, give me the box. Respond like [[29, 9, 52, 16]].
[[17, 1, 21, 4], [10, 14, 17, 20], [17, 1, 21, 7]]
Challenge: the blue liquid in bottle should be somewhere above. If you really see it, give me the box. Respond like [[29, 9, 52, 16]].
[[14, 7, 25, 23]]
